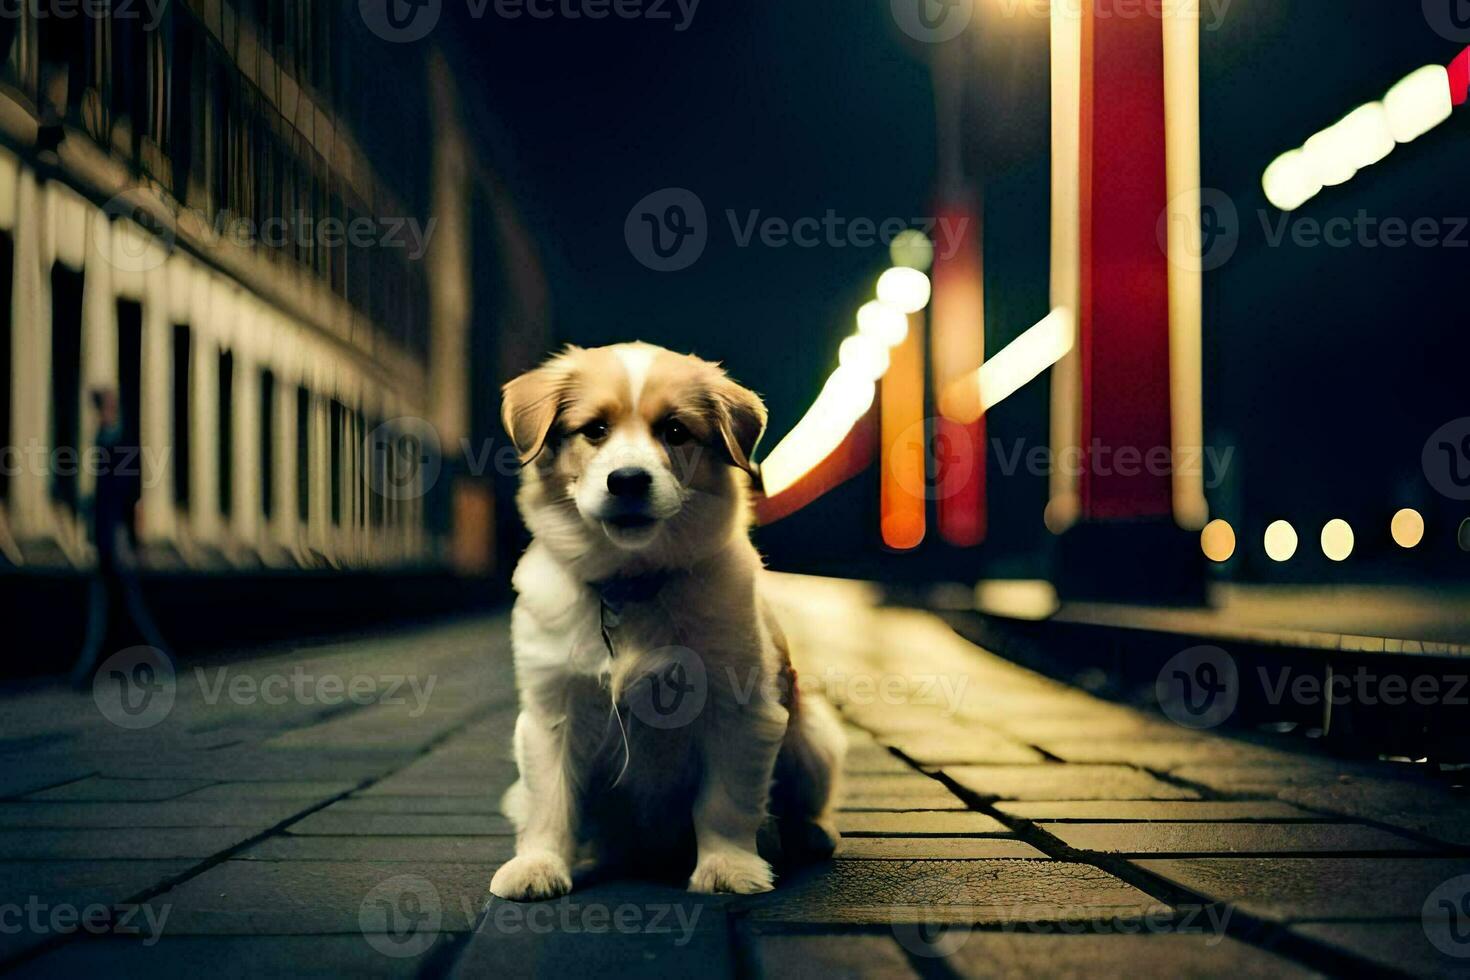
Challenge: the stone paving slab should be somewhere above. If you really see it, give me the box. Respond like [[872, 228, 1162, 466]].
[[149, 860, 494, 935], [997, 800, 1319, 822], [178, 781, 362, 801], [1032, 738, 1299, 771], [747, 933, 919, 979], [453, 884, 734, 979], [0, 827, 265, 860], [0, 800, 314, 829], [1044, 821, 1433, 855], [25, 778, 215, 802], [839, 776, 967, 811], [1290, 920, 1470, 978], [879, 731, 1046, 766], [742, 860, 1169, 925], [841, 746, 916, 775], [938, 931, 1322, 979], [1132, 857, 1470, 921], [1167, 762, 1380, 796], [332, 795, 504, 815], [285, 812, 515, 837], [356, 775, 508, 798], [1276, 776, 1470, 848], [836, 837, 1049, 860], [944, 765, 1201, 801], [0, 767, 97, 800], [8, 935, 443, 980], [241, 835, 518, 864], [836, 811, 1011, 837], [0, 860, 195, 961]]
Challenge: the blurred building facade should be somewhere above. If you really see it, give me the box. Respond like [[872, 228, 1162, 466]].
[[0, 0, 549, 583]]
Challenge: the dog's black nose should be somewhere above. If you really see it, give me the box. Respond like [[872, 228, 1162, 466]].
[[607, 467, 653, 498]]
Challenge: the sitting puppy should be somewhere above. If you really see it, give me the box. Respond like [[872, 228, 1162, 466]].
[[490, 343, 845, 901]]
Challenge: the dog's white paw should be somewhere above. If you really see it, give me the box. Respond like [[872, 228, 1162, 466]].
[[688, 850, 775, 895], [489, 852, 572, 902]]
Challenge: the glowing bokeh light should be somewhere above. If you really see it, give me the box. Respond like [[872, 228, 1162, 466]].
[[1320, 519, 1355, 562], [1384, 65, 1453, 143], [1200, 519, 1236, 563], [856, 300, 909, 347], [940, 308, 1074, 424], [1262, 149, 1323, 212], [1391, 508, 1425, 549], [1262, 60, 1459, 212], [876, 267, 932, 314], [1264, 520, 1298, 562], [1459, 518, 1470, 553], [837, 334, 890, 383], [888, 229, 934, 272]]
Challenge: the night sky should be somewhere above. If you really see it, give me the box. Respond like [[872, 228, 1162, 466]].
[[438, 0, 937, 438]]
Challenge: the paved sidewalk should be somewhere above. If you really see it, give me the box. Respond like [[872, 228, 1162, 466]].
[[1, 576, 1467, 977]]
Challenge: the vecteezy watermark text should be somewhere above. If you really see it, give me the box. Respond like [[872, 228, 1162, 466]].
[[0, 897, 171, 946], [0, 0, 169, 30], [195, 667, 438, 718]]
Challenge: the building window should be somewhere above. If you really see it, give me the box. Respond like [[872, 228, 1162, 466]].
[[116, 302, 143, 510], [218, 348, 233, 518], [49, 265, 84, 511], [260, 368, 274, 521], [171, 324, 191, 510], [329, 398, 343, 526], [296, 385, 310, 525], [0, 233, 13, 505]]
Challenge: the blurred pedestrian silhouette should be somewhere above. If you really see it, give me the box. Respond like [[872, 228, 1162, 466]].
[[70, 388, 170, 688]]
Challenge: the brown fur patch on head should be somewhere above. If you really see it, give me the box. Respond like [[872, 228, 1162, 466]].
[[501, 346, 634, 464], [637, 350, 767, 479]]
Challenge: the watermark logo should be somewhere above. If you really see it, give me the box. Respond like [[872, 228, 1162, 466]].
[[892, 884, 976, 957], [93, 646, 176, 730], [97, 194, 177, 275], [1424, 875, 1470, 958], [891, 419, 977, 502], [623, 646, 708, 729], [1158, 187, 1238, 273], [1424, 0, 1470, 42], [1424, 418, 1470, 501], [1156, 645, 1238, 730], [367, 416, 444, 501], [892, 0, 974, 43], [360, 875, 442, 957], [360, 0, 443, 42], [625, 188, 707, 272], [487, 899, 704, 942]]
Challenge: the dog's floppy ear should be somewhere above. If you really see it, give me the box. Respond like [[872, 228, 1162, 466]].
[[710, 374, 767, 479], [501, 356, 574, 465]]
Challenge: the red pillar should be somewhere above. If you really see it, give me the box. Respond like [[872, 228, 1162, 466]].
[[1078, 0, 1174, 520]]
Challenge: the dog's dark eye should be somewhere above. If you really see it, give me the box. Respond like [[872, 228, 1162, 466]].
[[580, 421, 609, 444], [662, 419, 692, 447]]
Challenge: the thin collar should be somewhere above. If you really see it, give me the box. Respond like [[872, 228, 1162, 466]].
[[591, 569, 674, 659], [591, 569, 673, 619]]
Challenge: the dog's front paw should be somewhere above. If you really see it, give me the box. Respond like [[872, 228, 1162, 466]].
[[689, 850, 775, 895], [489, 852, 572, 902]]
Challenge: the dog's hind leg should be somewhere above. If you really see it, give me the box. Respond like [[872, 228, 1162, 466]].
[[772, 691, 846, 860]]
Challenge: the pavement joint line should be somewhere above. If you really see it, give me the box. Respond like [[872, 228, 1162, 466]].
[[0, 699, 506, 974], [0, 772, 101, 803], [854, 692, 1414, 975], [1102, 851, 1422, 980]]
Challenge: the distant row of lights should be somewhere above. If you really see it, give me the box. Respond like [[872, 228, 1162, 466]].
[[1262, 48, 1469, 211], [1200, 510, 1470, 563], [756, 232, 933, 498]]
